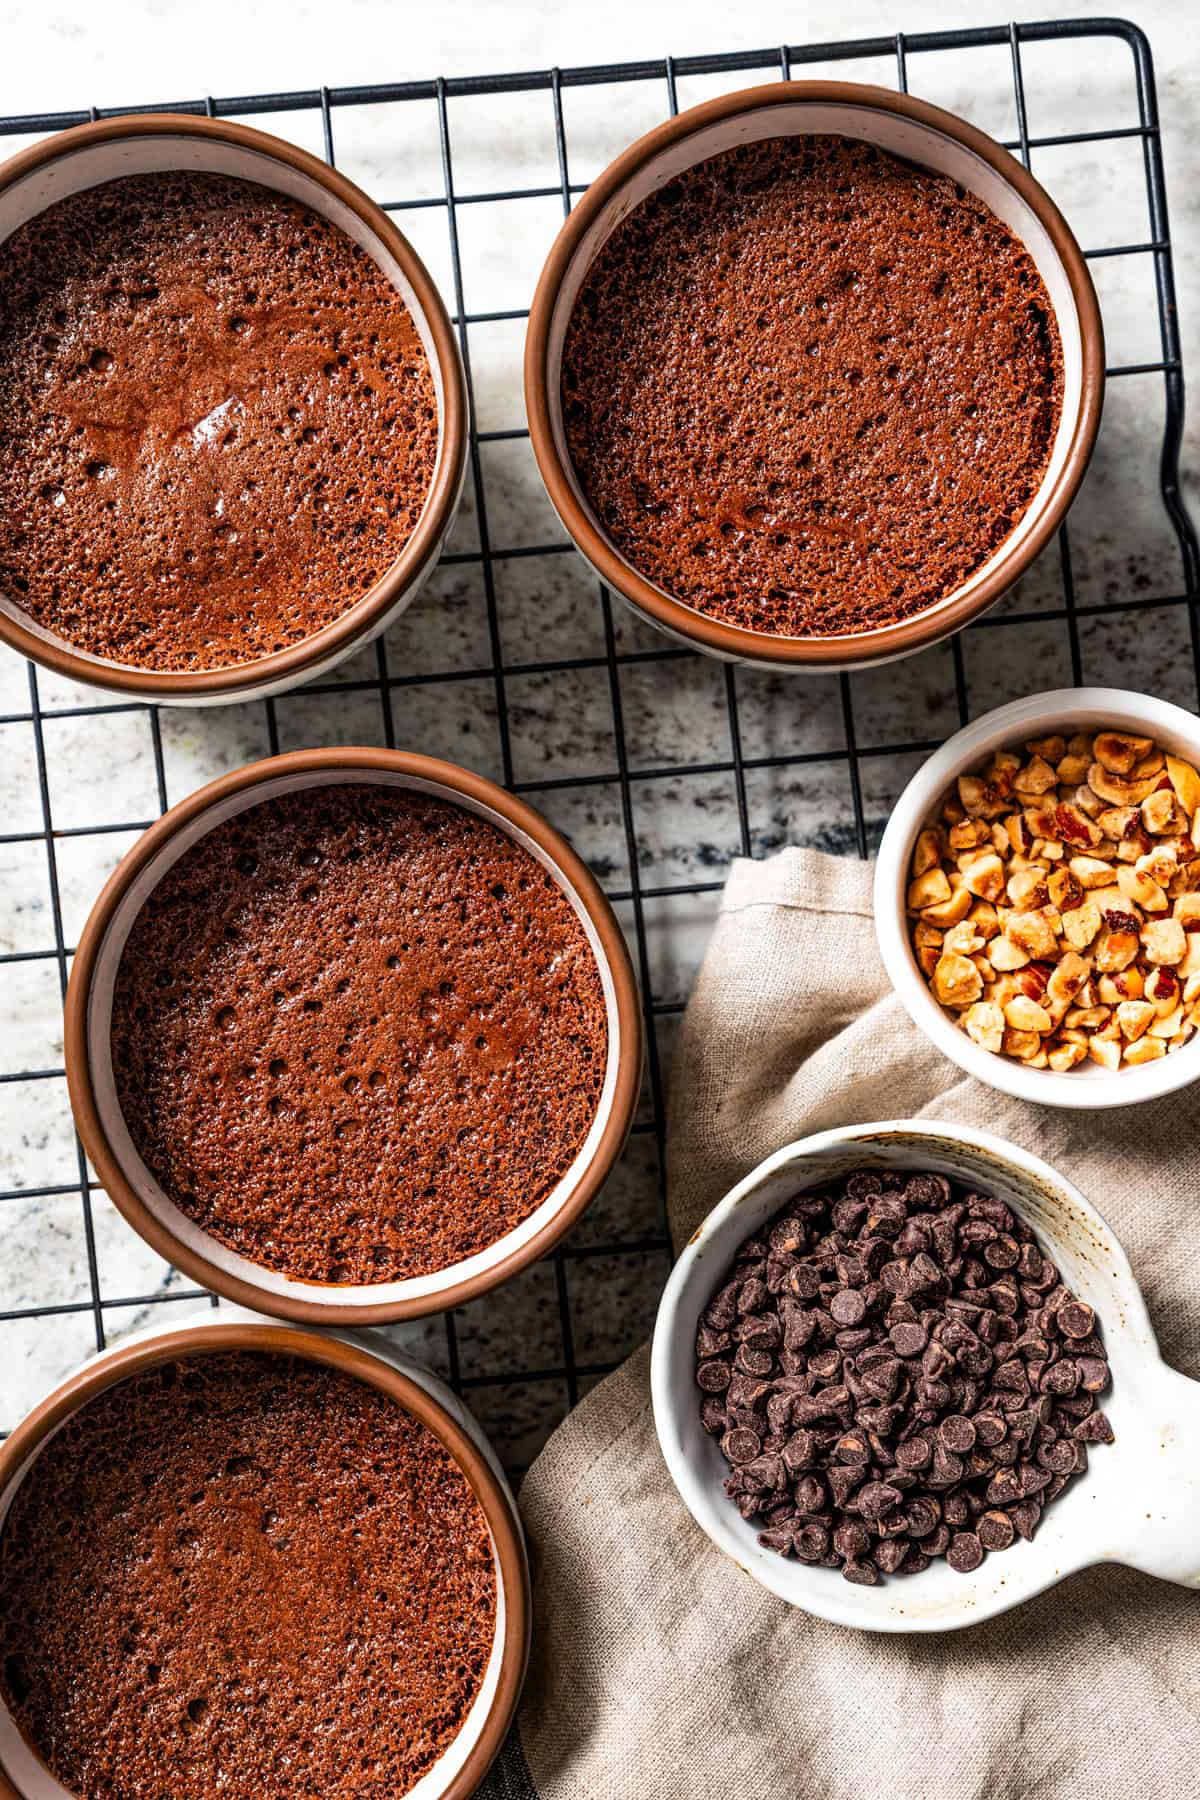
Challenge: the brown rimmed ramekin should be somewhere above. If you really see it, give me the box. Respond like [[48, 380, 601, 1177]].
[[525, 80, 1105, 673], [0, 1310, 529, 1800], [0, 114, 467, 705], [64, 747, 643, 1323]]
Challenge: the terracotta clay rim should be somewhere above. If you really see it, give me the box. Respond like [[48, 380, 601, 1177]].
[[0, 114, 468, 699], [64, 747, 643, 1323], [0, 1321, 530, 1800], [524, 79, 1105, 668]]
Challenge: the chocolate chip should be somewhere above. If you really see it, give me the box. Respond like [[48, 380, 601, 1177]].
[[974, 1412, 1007, 1447], [857, 1481, 904, 1522], [720, 1428, 761, 1465], [830, 1288, 867, 1327], [875, 1538, 911, 1574], [794, 1523, 830, 1562], [1009, 1502, 1042, 1542], [781, 1427, 819, 1474], [842, 1558, 880, 1586], [938, 1414, 976, 1454], [946, 1532, 984, 1573], [834, 1430, 872, 1466], [700, 1397, 727, 1435], [696, 1358, 731, 1393], [905, 1496, 941, 1538], [889, 1321, 928, 1358], [977, 1509, 1015, 1551], [834, 1520, 871, 1559], [894, 1434, 932, 1471], [1076, 1356, 1110, 1394], [1059, 1300, 1095, 1339], [1037, 1439, 1078, 1475], [1074, 1410, 1114, 1444]]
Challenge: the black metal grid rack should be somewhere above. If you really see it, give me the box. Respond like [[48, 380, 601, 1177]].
[[0, 17, 1196, 1473]]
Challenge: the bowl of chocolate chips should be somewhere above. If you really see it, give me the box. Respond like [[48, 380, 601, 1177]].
[[651, 1120, 1200, 1631]]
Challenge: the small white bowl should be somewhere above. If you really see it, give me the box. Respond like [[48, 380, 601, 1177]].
[[651, 1121, 1200, 1634], [874, 687, 1200, 1110]]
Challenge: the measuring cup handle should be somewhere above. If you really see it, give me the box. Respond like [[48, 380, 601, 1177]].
[[1115, 1365, 1200, 1589]]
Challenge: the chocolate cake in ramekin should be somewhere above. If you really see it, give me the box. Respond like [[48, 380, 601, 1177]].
[[65, 750, 642, 1323], [0, 1315, 528, 1800], [526, 82, 1103, 672], [0, 116, 466, 704]]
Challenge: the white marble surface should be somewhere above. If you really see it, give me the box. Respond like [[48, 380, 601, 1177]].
[[1, 0, 1198, 1467]]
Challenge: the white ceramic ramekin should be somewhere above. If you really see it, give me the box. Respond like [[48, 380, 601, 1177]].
[[526, 81, 1103, 673], [0, 115, 467, 705], [0, 1307, 529, 1800], [64, 749, 643, 1323], [874, 688, 1200, 1109], [651, 1121, 1200, 1634]]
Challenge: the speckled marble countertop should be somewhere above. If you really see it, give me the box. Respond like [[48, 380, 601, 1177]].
[[1, 0, 1198, 1470]]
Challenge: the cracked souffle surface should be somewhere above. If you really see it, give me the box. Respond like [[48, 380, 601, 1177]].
[[561, 133, 1064, 639], [0, 1351, 497, 1800], [110, 783, 608, 1283], [0, 171, 437, 671]]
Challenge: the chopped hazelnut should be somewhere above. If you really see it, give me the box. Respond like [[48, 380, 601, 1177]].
[[1012, 756, 1058, 797], [1094, 731, 1153, 775], [1060, 901, 1101, 951], [1117, 865, 1166, 913], [1007, 908, 1060, 960], [1142, 788, 1184, 835], [1115, 1000, 1155, 1042], [1087, 762, 1157, 807], [1069, 855, 1116, 889], [907, 867, 951, 911], [1093, 928, 1139, 973], [1141, 917, 1187, 966], [988, 935, 1029, 972], [921, 883, 974, 928], [1165, 752, 1200, 817], [1003, 995, 1051, 1034], [961, 852, 1005, 901], [963, 1002, 1005, 1052], [933, 951, 983, 1008], [911, 828, 942, 875]]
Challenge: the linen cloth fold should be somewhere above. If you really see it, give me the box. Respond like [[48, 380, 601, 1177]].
[[487, 847, 1200, 1800]]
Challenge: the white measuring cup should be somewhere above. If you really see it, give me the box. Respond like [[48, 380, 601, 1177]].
[[652, 1121, 1200, 1632]]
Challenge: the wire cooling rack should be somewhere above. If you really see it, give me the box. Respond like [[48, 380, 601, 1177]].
[[0, 17, 1196, 1474]]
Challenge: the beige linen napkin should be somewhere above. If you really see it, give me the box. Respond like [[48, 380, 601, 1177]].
[[486, 848, 1200, 1800]]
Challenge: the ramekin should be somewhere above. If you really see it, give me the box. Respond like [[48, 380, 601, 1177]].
[[0, 1307, 529, 1800], [651, 1122, 1200, 1634], [525, 81, 1103, 673], [0, 114, 467, 705], [64, 748, 643, 1322], [875, 687, 1200, 1109]]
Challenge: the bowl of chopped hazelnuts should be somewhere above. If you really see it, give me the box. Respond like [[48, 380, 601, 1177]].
[[874, 688, 1200, 1108]]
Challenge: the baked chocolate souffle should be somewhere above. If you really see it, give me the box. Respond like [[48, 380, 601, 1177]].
[[109, 783, 608, 1284], [561, 134, 1064, 639], [0, 171, 437, 671], [0, 1351, 496, 1799]]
